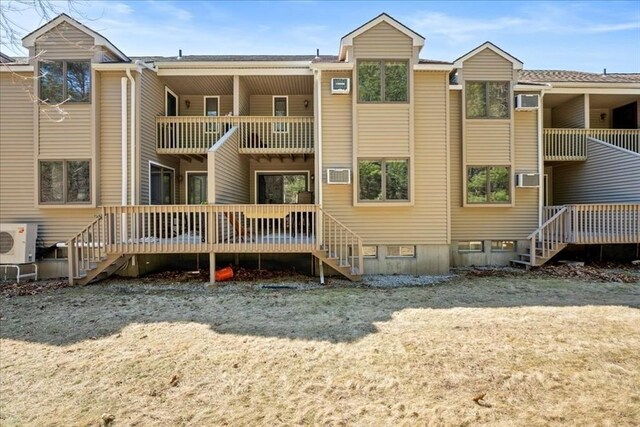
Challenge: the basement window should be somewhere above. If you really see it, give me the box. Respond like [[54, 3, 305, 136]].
[[386, 245, 415, 258], [458, 241, 483, 252], [491, 240, 516, 252]]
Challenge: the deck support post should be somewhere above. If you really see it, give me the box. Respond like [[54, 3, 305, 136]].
[[319, 261, 325, 286], [209, 252, 216, 284]]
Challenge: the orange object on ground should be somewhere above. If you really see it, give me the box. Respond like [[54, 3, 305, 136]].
[[214, 266, 234, 281]]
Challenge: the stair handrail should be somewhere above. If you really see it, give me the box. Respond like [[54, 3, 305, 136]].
[[317, 207, 364, 275], [66, 213, 107, 285], [527, 206, 568, 266]]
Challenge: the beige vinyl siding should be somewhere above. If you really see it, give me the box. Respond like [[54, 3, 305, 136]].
[[321, 72, 449, 245], [543, 108, 552, 128], [39, 104, 92, 157], [352, 21, 412, 58], [514, 110, 538, 171], [249, 95, 313, 116], [553, 139, 640, 203], [208, 129, 250, 204], [450, 90, 539, 240], [99, 71, 127, 205], [179, 95, 233, 117], [461, 49, 513, 80], [33, 22, 95, 60], [321, 71, 352, 168], [249, 158, 314, 204], [552, 95, 585, 128], [357, 105, 410, 157], [237, 77, 251, 115], [138, 69, 180, 204], [465, 120, 511, 165], [589, 108, 611, 129], [0, 72, 97, 246]]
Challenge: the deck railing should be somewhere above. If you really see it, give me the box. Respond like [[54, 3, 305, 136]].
[[156, 116, 314, 155], [67, 215, 108, 283], [320, 210, 364, 276], [544, 128, 640, 160], [528, 207, 568, 266], [565, 204, 640, 244]]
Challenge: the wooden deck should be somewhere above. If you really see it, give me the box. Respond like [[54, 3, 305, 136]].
[[515, 203, 640, 267], [544, 128, 639, 161], [156, 116, 314, 155], [67, 204, 363, 284]]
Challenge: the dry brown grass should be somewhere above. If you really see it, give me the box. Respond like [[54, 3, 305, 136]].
[[1, 276, 639, 426]]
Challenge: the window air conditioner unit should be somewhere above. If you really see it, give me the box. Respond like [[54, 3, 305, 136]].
[[515, 94, 539, 111], [327, 168, 351, 184], [516, 173, 540, 188], [0, 223, 38, 264], [331, 78, 350, 94]]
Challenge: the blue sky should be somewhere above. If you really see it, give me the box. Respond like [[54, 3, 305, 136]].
[[3, 0, 640, 72]]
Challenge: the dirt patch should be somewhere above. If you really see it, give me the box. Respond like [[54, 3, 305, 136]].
[[464, 262, 639, 283], [0, 279, 70, 298]]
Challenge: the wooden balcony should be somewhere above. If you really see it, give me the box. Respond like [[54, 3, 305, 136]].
[[544, 128, 640, 161], [156, 116, 314, 156]]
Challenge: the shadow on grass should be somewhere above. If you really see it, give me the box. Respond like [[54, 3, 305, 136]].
[[1, 277, 639, 345]]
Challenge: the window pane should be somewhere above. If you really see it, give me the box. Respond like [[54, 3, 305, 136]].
[[384, 61, 408, 102], [358, 160, 382, 200], [162, 173, 173, 204], [488, 82, 509, 118], [273, 97, 287, 116], [385, 160, 408, 200], [491, 240, 516, 251], [489, 166, 510, 202], [66, 161, 90, 202], [150, 170, 162, 205], [387, 245, 415, 257], [362, 245, 377, 258], [66, 62, 90, 102], [283, 175, 307, 204], [467, 167, 487, 203], [205, 98, 219, 116], [40, 161, 64, 203], [40, 61, 64, 103], [458, 241, 483, 252], [466, 82, 486, 118], [358, 61, 381, 102]]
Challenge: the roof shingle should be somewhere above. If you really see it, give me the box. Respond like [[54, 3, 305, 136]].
[[520, 70, 640, 84]]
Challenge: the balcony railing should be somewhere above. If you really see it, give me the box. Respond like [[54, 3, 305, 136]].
[[544, 128, 640, 160], [156, 116, 314, 155]]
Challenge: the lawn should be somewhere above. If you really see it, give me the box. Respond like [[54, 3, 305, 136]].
[[1, 275, 639, 426]]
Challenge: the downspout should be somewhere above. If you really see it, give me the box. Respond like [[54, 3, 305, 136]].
[[126, 68, 136, 206], [538, 91, 545, 226], [316, 69, 323, 207], [120, 77, 128, 206]]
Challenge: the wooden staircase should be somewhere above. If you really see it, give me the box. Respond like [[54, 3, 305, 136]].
[[511, 206, 568, 268], [67, 215, 131, 285], [313, 208, 363, 281]]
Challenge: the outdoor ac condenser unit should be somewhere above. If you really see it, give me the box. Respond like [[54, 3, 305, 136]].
[[515, 94, 539, 110], [331, 78, 350, 94], [516, 173, 540, 188], [0, 223, 38, 264], [326, 168, 351, 184]]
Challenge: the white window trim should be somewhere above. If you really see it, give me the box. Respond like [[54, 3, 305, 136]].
[[164, 86, 179, 116], [148, 160, 175, 205], [272, 95, 289, 134], [356, 158, 411, 204], [254, 170, 309, 204], [185, 171, 208, 205]]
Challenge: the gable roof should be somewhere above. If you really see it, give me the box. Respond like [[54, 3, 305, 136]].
[[22, 13, 129, 62], [454, 41, 523, 70], [339, 13, 425, 60], [520, 70, 640, 84]]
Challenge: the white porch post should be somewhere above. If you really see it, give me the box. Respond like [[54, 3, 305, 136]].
[[584, 94, 590, 129]]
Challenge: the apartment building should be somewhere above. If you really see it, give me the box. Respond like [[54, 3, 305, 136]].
[[0, 13, 638, 283]]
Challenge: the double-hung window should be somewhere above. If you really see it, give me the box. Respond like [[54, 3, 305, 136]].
[[467, 166, 511, 204], [358, 60, 408, 103], [358, 159, 409, 202], [466, 81, 509, 118], [39, 60, 91, 103], [39, 160, 91, 204]]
